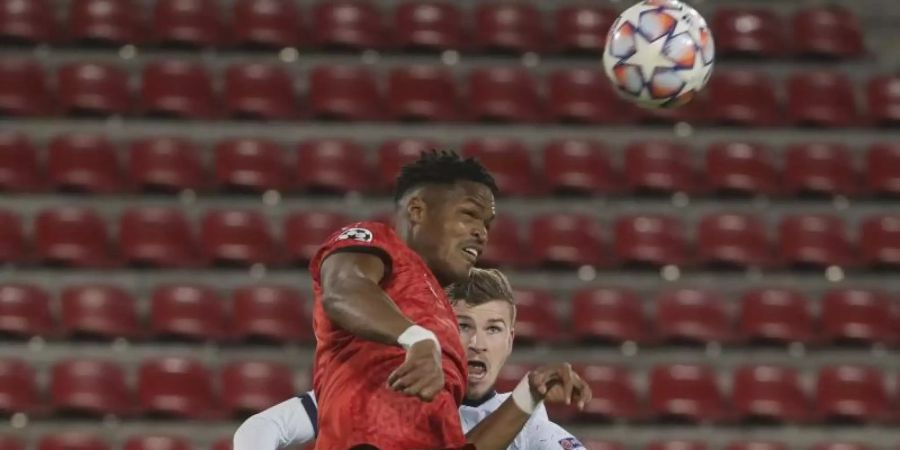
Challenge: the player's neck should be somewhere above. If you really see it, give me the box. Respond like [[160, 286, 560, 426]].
[[462, 389, 497, 407]]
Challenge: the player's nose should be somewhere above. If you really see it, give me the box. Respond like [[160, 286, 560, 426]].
[[469, 222, 487, 244]]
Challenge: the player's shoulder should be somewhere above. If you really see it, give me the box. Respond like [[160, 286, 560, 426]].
[[329, 221, 394, 244]]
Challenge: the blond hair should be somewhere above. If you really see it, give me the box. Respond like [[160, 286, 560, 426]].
[[446, 268, 516, 323]]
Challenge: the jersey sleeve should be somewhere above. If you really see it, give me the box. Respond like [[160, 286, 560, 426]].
[[310, 221, 396, 282], [232, 392, 318, 450], [520, 406, 586, 450]]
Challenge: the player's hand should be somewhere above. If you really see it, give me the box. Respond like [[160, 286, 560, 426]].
[[528, 363, 592, 410], [387, 339, 445, 402]]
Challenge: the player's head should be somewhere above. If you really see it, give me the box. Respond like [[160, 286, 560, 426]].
[[447, 268, 516, 400], [394, 151, 498, 286]]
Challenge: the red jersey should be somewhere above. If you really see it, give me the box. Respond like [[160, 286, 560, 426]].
[[310, 221, 468, 450]]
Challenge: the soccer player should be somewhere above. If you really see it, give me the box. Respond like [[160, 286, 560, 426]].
[[234, 268, 587, 450]]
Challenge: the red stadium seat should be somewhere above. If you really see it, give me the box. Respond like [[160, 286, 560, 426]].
[[376, 138, 439, 192], [821, 289, 895, 345], [57, 62, 131, 117], [50, 359, 129, 417], [583, 441, 624, 450], [547, 69, 634, 124], [656, 289, 731, 344], [214, 138, 290, 193], [707, 71, 780, 126], [787, 72, 858, 127], [461, 138, 535, 196], [60, 284, 138, 340], [35, 207, 114, 267], [310, 1, 383, 50], [467, 67, 542, 123], [308, 65, 380, 121], [232, 0, 302, 49], [711, 8, 785, 58], [705, 141, 779, 196], [614, 214, 688, 267], [554, 6, 616, 54], [648, 364, 723, 422], [697, 213, 771, 268], [512, 289, 561, 344], [0, 358, 36, 415], [784, 142, 857, 197], [529, 213, 604, 268], [140, 60, 217, 119], [120, 207, 198, 268], [296, 139, 370, 194], [68, 0, 144, 46], [494, 362, 536, 393], [123, 436, 191, 450], [129, 136, 207, 193], [37, 433, 110, 450], [791, 6, 864, 59], [152, 0, 223, 48], [201, 210, 278, 266], [732, 365, 809, 423], [0, 131, 42, 192], [210, 439, 231, 450], [138, 357, 216, 419], [392, 1, 462, 51], [151, 284, 227, 342], [576, 365, 639, 421], [811, 444, 871, 450], [816, 365, 890, 422], [778, 214, 854, 268], [0, 0, 56, 44], [387, 66, 460, 122], [479, 214, 526, 268], [543, 139, 619, 195], [860, 215, 900, 268], [866, 76, 900, 126], [0, 59, 51, 117], [0, 210, 24, 264], [726, 442, 788, 450], [224, 63, 297, 120], [867, 142, 900, 197], [473, 4, 543, 53], [232, 285, 312, 343], [738, 288, 814, 345], [221, 360, 294, 417], [0, 436, 22, 450], [284, 211, 350, 264], [572, 287, 646, 344], [645, 441, 707, 450], [47, 133, 124, 194], [0, 284, 53, 339], [624, 141, 697, 195]]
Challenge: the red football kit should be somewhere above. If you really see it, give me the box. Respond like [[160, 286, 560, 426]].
[[310, 221, 469, 450]]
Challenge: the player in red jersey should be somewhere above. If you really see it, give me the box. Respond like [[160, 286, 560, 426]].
[[310, 151, 590, 450]]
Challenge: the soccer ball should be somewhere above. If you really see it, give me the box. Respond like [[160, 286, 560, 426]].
[[603, 0, 715, 108]]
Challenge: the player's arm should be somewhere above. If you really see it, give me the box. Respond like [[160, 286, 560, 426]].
[[232, 392, 318, 450]]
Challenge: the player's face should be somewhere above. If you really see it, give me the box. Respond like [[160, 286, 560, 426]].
[[454, 300, 515, 400]]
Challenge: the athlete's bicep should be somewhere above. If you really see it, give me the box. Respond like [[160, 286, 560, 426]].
[[320, 251, 388, 289]]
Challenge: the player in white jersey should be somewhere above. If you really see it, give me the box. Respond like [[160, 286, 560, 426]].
[[234, 268, 586, 450]]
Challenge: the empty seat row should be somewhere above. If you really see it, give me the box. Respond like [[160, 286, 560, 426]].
[[3, 132, 899, 198], [0, 433, 240, 450], [0, 0, 864, 58]]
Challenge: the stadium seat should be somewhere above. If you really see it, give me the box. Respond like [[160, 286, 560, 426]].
[[494, 362, 536, 393], [387, 66, 460, 121], [214, 137, 291, 193], [0, 436, 22, 450], [200, 210, 278, 266], [473, 3, 543, 53], [0, 59, 51, 117], [547, 69, 633, 124], [221, 360, 295, 417], [656, 289, 731, 344], [860, 215, 900, 268], [791, 6, 864, 59], [467, 67, 542, 123], [529, 213, 605, 268], [778, 214, 854, 268], [152, 0, 223, 48], [120, 207, 198, 268], [284, 211, 350, 264], [512, 289, 561, 344], [583, 441, 625, 450], [725, 442, 788, 450], [224, 63, 297, 120], [811, 444, 871, 450], [707, 71, 781, 126], [151, 284, 227, 342], [732, 365, 810, 423], [129, 136, 206, 193], [648, 364, 723, 422], [0, 0, 56, 44], [866, 75, 900, 126], [575, 364, 640, 421], [47, 133, 124, 193], [0, 131, 42, 192], [866, 142, 900, 197], [624, 141, 698, 195], [60, 284, 138, 340], [232, 0, 302, 49], [140, 60, 217, 119], [554, 6, 616, 54], [820, 289, 895, 345], [392, 1, 462, 51], [123, 436, 191, 450], [34, 207, 114, 267], [0, 210, 25, 264], [816, 365, 891, 422], [571, 287, 647, 344], [705, 141, 780, 196], [738, 288, 814, 345], [50, 359, 130, 417], [68, 0, 145, 46], [645, 441, 707, 450], [232, 285, 312, 343], [37, 433, 110, 450], [210, 439, 232, 450], [0, 283, 53, 339], [784, 142, 857, 197], [697, 213, 772, 268], [543, 139, 619, 195], [138, 357, 216, 419], [295, 138, 370, 194], [479, 214, 526, 268], [461, 138, 535, 196], [787, 72, 858, 127], [376, 138, 439, 192], [57, 62, 131, 117], [0, 358, 37, 415], [711, 8, 785, 58], [310, 0, 383, 50], [613, 214, 688, 267], [308, 65, 381, 121]]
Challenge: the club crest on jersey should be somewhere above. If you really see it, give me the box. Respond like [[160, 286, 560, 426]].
[[337, 227, 373, 243], [559, 437, 585, 450]]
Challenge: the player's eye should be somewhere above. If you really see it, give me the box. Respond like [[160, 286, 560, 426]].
[[487, 326, 502, 334], [459, 323, 472, 331]]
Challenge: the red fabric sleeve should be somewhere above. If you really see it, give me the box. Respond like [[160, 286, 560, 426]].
[[311, 221, 395, 282]]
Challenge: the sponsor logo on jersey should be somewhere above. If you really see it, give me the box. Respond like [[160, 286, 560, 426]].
[[337, 227, 373, 243], [559, 437, 585, 450]]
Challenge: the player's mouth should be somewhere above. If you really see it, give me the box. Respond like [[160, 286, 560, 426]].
[[468, 360, 488, 381], [461, 245, 482, 263]]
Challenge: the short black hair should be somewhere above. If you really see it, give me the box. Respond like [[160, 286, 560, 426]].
[[394, 150, 498, 201]]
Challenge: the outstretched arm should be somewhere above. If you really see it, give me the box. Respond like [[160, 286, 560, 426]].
[[233, 392, 318, 450]]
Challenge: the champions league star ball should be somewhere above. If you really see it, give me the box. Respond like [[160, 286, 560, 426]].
[[603, 0, 715, 108]]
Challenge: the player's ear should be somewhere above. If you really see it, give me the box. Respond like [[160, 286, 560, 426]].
[[406, 195, 427, 225]]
